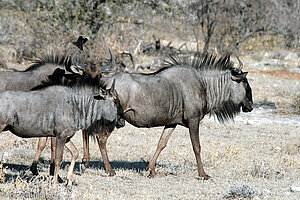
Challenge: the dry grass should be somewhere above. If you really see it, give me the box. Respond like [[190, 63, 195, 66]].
[[0, 51, 300, 199], [0, 106, 299, 199]]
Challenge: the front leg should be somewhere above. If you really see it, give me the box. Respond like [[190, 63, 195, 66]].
[[96, 132, 115, 176], [54, 134, 67, 185], [50, 137, 56, 176], [188, 119, 210, 180], [80, 130, 90, 173]]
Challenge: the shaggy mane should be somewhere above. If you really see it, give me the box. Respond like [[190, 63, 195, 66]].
[[32, 69, 108, 91], [25, 52, 71, 72], [164, 53, 234, 72], [165, 52, 243, 123]]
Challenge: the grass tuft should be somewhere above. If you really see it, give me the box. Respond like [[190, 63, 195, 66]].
[[224, 183, 257, 199]]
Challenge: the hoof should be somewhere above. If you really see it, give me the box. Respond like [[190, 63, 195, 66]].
[[65, 184, 73, 191], [146, 167, 156, 178], [147, 171, 155, 179], [203, 174, 211, 180], [30, 165, 39, 176], [79, 163, 86, 174], [107, 170, 116, 176], [197, 174, 211, 180], [56, 175, 64, 184], [49, 163, 55, 176]]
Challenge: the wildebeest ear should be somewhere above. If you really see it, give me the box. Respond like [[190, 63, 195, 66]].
[[94, 94, 106, 100], [52, 68, 65, 76], [47, 68, 65, 83], [232, 72, 248, 81], [72, 36, 89, 51]]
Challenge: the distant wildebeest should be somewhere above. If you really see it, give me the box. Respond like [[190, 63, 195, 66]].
[[0, 71, 125, 186], [73, 49, 253, 180]]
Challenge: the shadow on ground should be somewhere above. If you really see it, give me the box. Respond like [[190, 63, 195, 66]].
[[2, 159, 149, 183]]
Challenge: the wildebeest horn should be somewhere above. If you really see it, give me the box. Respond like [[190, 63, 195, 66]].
[[108, 48, 115, 68], [122, 51, 136, 72], [236, 56, 243, 70], [110, 79, 116, 93], [71, 49, 86, 70]]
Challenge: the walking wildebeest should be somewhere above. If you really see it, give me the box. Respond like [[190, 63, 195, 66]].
[[73, 50, 253, 180], [0, 52, 79, 176], [0, 71, 125, 186]]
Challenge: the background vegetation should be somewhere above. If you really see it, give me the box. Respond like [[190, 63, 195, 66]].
[[0, 0, 299, 67], [0, 1, 299, 199]]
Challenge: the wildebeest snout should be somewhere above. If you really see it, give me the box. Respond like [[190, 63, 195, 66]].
[[116, 118, 125, 128], [242, 101, 253, 112]]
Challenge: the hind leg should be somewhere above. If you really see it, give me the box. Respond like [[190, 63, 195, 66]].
[[30, 137, 48, 175], [65, 140, 79, 187], [147, 124, 176, 178]]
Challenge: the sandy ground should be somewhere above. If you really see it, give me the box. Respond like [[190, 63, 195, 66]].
[[0, 51, 299, 199]]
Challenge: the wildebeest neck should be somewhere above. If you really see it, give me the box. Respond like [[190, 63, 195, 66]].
[[199, 71, 241, 122]]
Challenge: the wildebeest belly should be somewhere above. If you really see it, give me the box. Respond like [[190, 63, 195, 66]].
[[124, 105, 184, 128], [4, 125, 56, 138]]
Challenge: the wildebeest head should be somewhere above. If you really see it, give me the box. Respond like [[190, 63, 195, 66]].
[[94, 79, 125, 128], [230, 58, 253, 113]]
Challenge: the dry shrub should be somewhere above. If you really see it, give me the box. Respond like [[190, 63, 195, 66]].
[[276, 97, 300, 114], [0, 175, 72, 200], [206, 143, 242, 168], [224, 183, 257, 199], [247, 161, 284, 180]]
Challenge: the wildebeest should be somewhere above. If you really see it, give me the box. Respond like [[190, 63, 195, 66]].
[[0, 53, 72, 91], [73, 50, 253, 180], [0, 71, 125, 186], [26, 48, 120, 176], [0, 52, 77, 176]]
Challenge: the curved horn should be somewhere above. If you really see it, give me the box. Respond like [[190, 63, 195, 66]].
[[71, 49, 86, 70], [122, 51, 136, 72], [236, 56, 243, 70], [108, 48, 116, 68], [110, 79, 116, 93]]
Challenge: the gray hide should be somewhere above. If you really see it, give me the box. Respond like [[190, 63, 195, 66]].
[[98, 54, 253, 179], [102, 55, 252, 127], [0, 53, 70, 91], [0, 85, 120, 138], [0, 72, 124, 185]]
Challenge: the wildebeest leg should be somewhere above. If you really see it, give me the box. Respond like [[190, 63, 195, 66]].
[[96, 132, 115, 176], [49, 137, 56, 176], [147, 124, 176, 178], [54, 135, 67, 185], [65, 140, 79, 187], [80, 130, 90, 173], [188, 119, 210, 180], [30, 137, 48, 175]]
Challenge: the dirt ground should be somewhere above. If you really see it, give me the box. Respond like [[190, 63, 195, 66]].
[[0, 50, 299, 199]]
